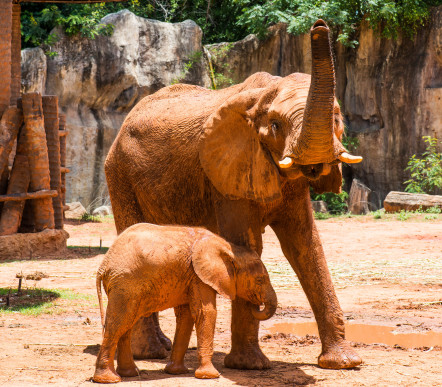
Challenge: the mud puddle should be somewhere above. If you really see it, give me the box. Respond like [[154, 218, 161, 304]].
[[269, 322, 442, 348]]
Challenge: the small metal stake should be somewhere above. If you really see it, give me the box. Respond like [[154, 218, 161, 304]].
[[17, 277, 22, 295]]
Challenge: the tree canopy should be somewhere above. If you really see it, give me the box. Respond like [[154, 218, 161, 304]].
[[21, 0, 441, 51]]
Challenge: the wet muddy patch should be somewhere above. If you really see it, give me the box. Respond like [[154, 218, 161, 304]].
[[268, 321, 442, 349]]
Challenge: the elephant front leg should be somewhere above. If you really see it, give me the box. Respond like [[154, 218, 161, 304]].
[[214, 194, 270, 370], [165, 304, 194, 375], [189, 279, 220, 379], [271, 202, 362, 369]]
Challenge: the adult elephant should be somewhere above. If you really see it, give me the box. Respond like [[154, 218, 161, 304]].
[[105, 20, 362, 370]]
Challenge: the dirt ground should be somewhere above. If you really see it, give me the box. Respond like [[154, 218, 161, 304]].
[[1, 215, 441, 386]]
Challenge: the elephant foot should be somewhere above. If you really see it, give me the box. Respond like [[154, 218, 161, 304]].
[[318, 341, 362, 369], [131, 317, 169, 360], [224, 345, 271, 370], [164, 362, 189, 375], [116, 366, 139, 377], [195, 364, 220, 379], [93, 368, 121, 384]]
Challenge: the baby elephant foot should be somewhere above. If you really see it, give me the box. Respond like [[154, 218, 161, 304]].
[[318, 341, 362, 369], [93, 368, 122, 384], [224, 345, 271, 370], [195, 364, 220, 379], [116, 366, 139, 377], [164, 361, 189, 375]]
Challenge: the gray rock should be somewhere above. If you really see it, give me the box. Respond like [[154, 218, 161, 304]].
[[65, 202, 87, 219], [311, 201, 328, 214], [92, 205, 112, 217], [21, 48, 46, 94], [21, 10, 210, 209]]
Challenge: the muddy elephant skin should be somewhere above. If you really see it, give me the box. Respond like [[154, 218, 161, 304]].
[[93, 223, 277, 383], [105, 20, 362, 370]]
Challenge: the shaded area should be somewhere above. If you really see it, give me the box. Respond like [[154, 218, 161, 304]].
[[0, 287, 60, 312]]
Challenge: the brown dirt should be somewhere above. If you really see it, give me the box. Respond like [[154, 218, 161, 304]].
[[0, 216, 441, 386]]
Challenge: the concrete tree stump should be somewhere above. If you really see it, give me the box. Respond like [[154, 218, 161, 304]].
[[0, 107, 22, 176], [0, 131, 30, 235], [43, 96, 62, 229], [59, 113, 67, 212], [349, 178, 372, 215], [0, 0, 12, 114], [384, 191, 442, 212], [10, 2, 21, 106], [22, 92, 54, 231]]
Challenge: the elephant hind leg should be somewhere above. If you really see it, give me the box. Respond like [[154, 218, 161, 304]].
[[116, 329, 139, 377], [93, 296, 140, 383]]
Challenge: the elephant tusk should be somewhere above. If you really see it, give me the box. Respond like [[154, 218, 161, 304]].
[[278, 156, 294, 169], [339, 152, 363, 164]]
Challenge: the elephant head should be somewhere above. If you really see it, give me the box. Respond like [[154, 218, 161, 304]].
[[191, 238, 277, 321], [199, 20, 362, 202]]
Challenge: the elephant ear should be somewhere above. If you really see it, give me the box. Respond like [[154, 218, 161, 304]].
[[310, 163, 342, 194], [199, 90, 281, 203], [191, 238, 236, 300]]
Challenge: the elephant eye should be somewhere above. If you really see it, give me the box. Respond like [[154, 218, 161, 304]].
[[270, 121, 281, 135]]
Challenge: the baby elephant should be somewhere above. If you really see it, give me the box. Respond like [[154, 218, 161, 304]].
[[93, 223, 277, 383]]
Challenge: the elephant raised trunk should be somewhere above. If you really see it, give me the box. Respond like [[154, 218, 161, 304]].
[[251, 286, 277, 321], [279, 20, 361, 170], [292, 19, 340, 165]]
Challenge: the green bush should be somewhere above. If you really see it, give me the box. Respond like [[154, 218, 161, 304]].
[[311, 190, 349, 214], [404, 136, 442, 194]]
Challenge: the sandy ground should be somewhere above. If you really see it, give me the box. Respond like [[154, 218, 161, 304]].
[[0, 215, 441, 386]]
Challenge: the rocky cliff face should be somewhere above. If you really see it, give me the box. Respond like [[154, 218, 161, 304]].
[[208, 7, 441, 206], [21, 8, 441, 209], [22, 10, 210, 209]]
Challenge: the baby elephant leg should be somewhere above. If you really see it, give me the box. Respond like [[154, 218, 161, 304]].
[[189, 280, 220, 379], [93, 296, 139, 383], [165, 304, 194, 375]]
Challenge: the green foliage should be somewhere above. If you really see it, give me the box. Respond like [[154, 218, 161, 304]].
[[80, 213, 101, 222], [171, 51, 203, 85], [207, 43, 236, 89], [21, 1, 438, 50], [314, 211, 332, 220], [311, 189, 349, 214], [424, 213, 438, 220], [0, 288, 92, 315], [425, 206, 441, 214], [342, 128, 359, 152], [372, 209, 384, 219], [236, 0, 439, 47], [404, 136, 442, 194], [396, 209, 411, 221]]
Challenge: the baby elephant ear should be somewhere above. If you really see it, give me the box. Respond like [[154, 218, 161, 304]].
[[199, 89, 281, 203], [191, 238, 236, 300]]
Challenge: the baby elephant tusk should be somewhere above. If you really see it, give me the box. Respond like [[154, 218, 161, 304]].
[[339, 152, 363, 164], [278, 156, 294, 168]]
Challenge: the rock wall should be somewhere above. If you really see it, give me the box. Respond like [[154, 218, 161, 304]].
[[21, 8, 441, 209], [208, 7, 442, 206], [22, 10, 210, 209]]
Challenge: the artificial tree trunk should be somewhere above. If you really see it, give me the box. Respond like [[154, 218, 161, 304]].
[[43, 96, 63, 229], [0, 0, 12, 115], [22, 92, 54, 231]]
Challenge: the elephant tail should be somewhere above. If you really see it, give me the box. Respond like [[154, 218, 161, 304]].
[[96, 271, 105, 336]]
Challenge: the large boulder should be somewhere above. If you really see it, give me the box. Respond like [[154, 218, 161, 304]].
[[65, 202, 87, 219], [22, 10, 210, 209]]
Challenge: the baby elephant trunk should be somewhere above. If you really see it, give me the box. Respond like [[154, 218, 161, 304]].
[[251, 287, 278, 321]]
